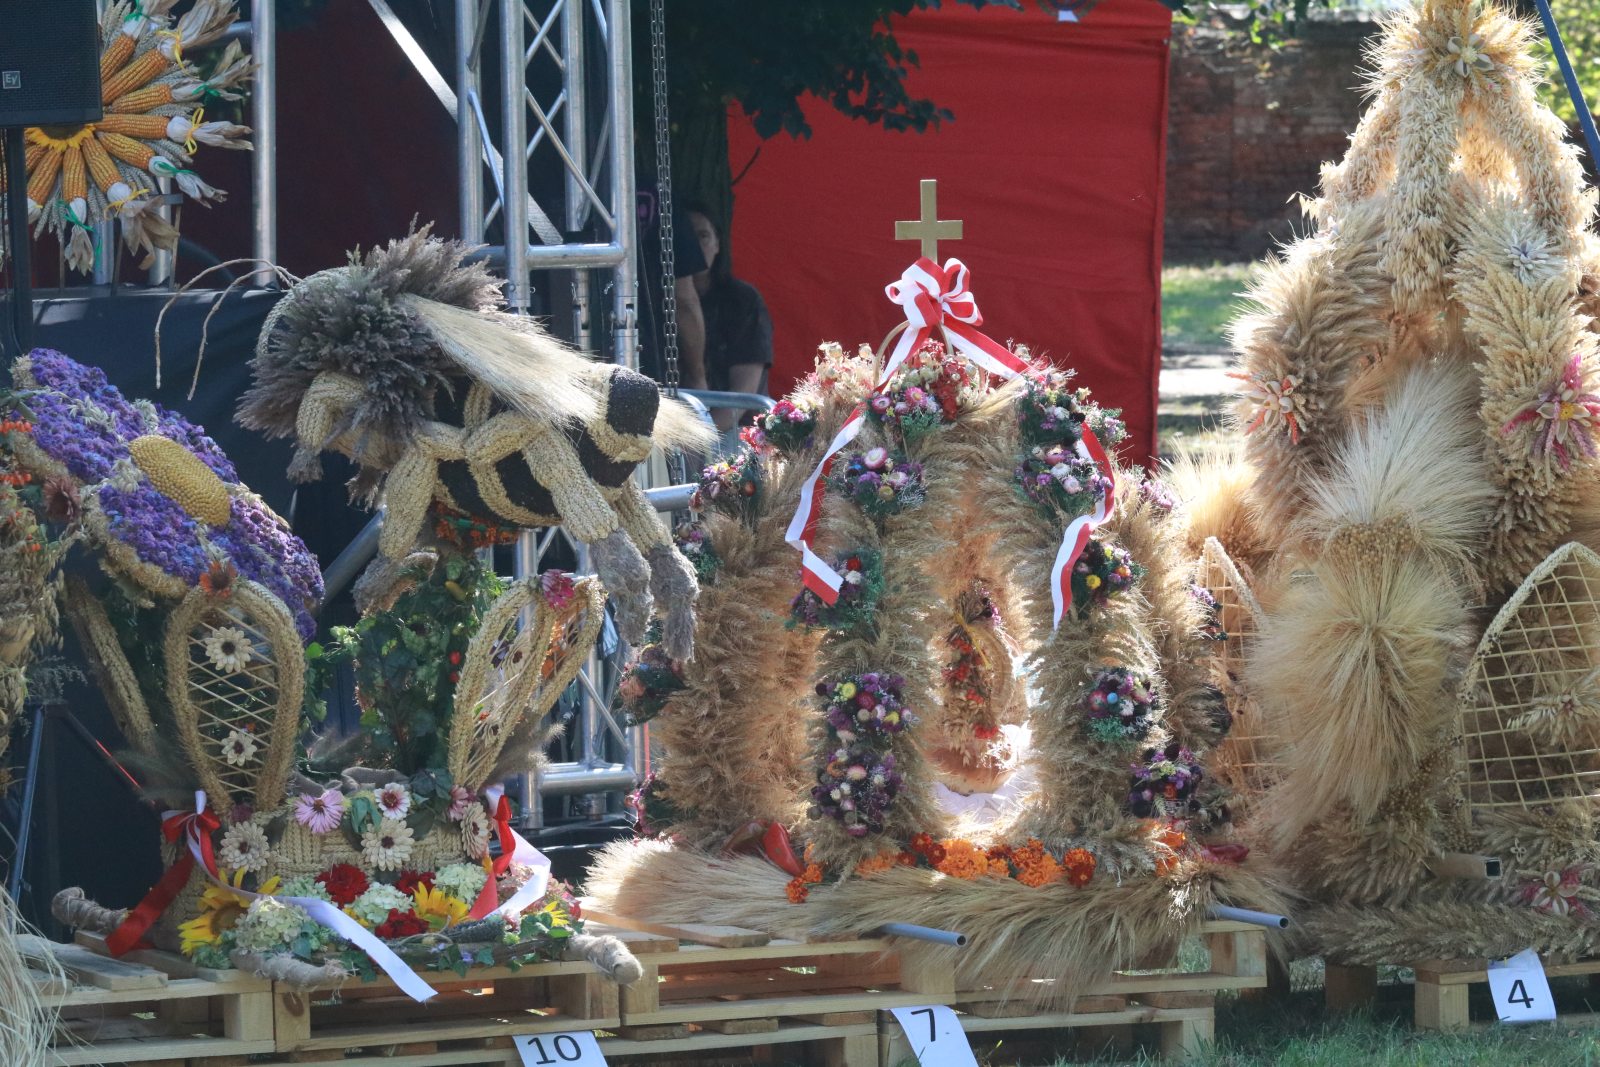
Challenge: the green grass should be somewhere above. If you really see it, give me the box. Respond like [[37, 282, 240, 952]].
[[1161, 263, 1254, 350]]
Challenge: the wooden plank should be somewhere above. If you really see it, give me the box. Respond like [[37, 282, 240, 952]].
[[653, 938, 887, 966], [28, 968, 72, 997], [699, 1016, 780, 1034], [599, 1019, 877, 1057], [1415, 979, 1470, 1031], [578, 904, 771, 947], [624, 988, 949, 1026], [1138, 991, 1214, 1009], [1158, 1010, 1215, 1061], [47, 1034, 276, 1066], [21, 937, 169, 991], [1207, 926, 1267, 980], [582, 922, 679, 954]]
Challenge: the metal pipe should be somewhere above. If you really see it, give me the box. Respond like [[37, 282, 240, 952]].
[[251, 0, 276, 283], [499, 0, 529, 312], [147, 181, 174, 288], [879, 923, 967, 947], [1208, 905, 1290, 930], [643, 483, 694, 512], [606, 0, 637, 370], [457, 0, 484, 244], [469, 242, 626, 270], [683, 389, 777, 413], [318, 511, 383, 605], [537, 765, 637, 795]]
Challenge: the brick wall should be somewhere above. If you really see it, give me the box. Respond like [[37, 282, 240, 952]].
[[1165, 16, 1380, 263]]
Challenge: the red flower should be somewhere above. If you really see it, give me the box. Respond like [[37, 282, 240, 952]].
[[394, 870, 435, 896], [846, 557, 862, 570], [375, 908, 430, 939], [973, 723, 1000, 741], [448, 651, 463, 666], [316, 863, 370, 906]]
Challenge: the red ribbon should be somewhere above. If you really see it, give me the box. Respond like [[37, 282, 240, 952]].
[[105, 803, 220, 956], [466, 795, 519, 921]]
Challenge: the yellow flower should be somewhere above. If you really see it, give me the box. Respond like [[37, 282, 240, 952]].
[[838, 682, 857, 700], [1084, 575, 1101, 590], [413, 884, 469, 931], [537, 897, 572, 931], [179, 870, 279, 955]]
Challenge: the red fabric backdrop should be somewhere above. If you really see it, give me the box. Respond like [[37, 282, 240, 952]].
[[726, 0, 1172, 462]]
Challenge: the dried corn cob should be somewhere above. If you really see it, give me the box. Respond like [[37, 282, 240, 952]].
[[109, 84, 175, 115], [101, 33, 135, 82], [96, 113, 171, 140], [101, 50, 169, 105], [98, 132, 156, 171], [82, 137, 121, 193], [26, 150, 63, 206], [62, 146, 88, 203], [23, 144, 42, 170]]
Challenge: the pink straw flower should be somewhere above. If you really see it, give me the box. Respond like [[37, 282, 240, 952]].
[[294, 789, 345, 835], [541, 569, 577, 610], [446, 785, 473, 822]]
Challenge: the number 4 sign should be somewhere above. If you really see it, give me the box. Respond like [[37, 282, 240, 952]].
[[1487, 948, 1555, 1023], [888, 1004, 980, 1066], [514, 1031, 608, 1066]]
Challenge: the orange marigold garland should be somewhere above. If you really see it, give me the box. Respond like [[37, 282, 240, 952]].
[[785, 862, 825, 904]]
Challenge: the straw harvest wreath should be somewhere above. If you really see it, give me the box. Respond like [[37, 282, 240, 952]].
[[6, 351, 640, 988], [0, 0, 252, 273], [590, 298, 1283, 999], [234, 228, 713, 660], [1171, 0, 1600, 964]]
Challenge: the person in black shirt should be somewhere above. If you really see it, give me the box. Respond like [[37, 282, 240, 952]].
[[686, 203, 774, 431], [636, 184, 708, 390]]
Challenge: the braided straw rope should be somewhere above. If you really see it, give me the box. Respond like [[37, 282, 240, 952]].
[[61, 576, 159, 757], [447, 576, 605, 791], [265, 820, 469, 884], [163, 579, 304, 816]]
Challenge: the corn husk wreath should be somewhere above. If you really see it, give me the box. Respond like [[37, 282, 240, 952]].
[[590, 334, 1287, 1003], [0, 1, 253, 274], [1187, 0, 1600, 964], [4, 351, 640, 989]]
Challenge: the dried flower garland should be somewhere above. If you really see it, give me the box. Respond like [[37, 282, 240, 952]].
[[790, 551, 882, 632], [811, 745, 902, 838], [691, 450, 762, 515], [672, 522, 719, 583], [618, 642, 685, 726], [1127, 743, 1206, 820], [832, 447, 926, 518], [742, 398, 818, 454], [1084, 668, 1159, 749], [1070, 539, 1142, 619], [865, 340, 970, 440]]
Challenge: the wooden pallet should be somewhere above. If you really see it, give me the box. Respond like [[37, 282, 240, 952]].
[[586, 907, 1268, 1065], [266, 926, 639, 1063], [1327, 953, 1600, 1032], [22, 933, 276, 1066], [877, 919, 1267, 1064]]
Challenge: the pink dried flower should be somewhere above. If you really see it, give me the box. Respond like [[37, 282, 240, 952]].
[[1501, 354, 1600, 471], [541, 569, 577, 610], [446, 785, 473, 822], [294, 789, 344, 835]]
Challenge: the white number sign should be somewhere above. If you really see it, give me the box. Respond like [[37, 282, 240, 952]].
[[888, 1004, 980, 1066], [1487, 948, 1555, 1024], [514, 1031, 608, 1066]]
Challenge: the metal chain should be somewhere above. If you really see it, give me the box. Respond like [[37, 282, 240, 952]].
[[649, 0, 678, 398], [649, 0, 689, 485]]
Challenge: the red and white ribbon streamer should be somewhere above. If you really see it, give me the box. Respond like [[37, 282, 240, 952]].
[[1049, 428, 1117, 627], [474, 785, 553, 922], [786, 256, 1111, 628]]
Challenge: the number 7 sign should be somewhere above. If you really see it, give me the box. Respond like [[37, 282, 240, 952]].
[[888, 1004, 980, 1066]]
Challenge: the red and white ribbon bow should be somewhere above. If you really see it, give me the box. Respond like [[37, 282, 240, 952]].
[[786, 257, 1113, 628]]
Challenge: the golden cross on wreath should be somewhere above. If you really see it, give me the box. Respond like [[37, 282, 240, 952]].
[[895, 178, 963, 262]]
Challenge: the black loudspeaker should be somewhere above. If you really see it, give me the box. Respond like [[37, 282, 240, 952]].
[[0, 0, 103, 128]]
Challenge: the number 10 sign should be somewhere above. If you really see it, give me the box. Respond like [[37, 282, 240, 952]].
[[514, 1031, 608, 1066], [888, 1004, 979, 1066]]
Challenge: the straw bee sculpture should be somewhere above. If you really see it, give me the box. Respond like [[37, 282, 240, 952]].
[[236, 229, 713, 659]]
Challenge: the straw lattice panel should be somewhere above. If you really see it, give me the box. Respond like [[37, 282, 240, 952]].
[[1461, 542, 1600, 811], [1197, 538, 1279, 797]]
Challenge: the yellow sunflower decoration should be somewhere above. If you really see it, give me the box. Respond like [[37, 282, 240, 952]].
[[5, 0, 253, 273], [178, 869, 279, 955]]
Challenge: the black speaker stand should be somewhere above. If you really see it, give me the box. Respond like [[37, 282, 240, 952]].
[[2, 125, 31, 360]]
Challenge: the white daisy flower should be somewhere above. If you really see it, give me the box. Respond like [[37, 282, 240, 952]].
[[221, 728, 259, 767], [202, 626, 254, 674], [218, 821, 270, 873], [359, 818, 415, 872]]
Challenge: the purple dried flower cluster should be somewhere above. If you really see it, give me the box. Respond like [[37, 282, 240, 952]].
[[211, 495, 323, 640], [1015, 442, 1111, 516], [1083, 667, 1157, 748], [96, 482, 208, 584], [811, 746, 902, 838], [1127, 742, 1206, 820], [816, 672, 915, 740]]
